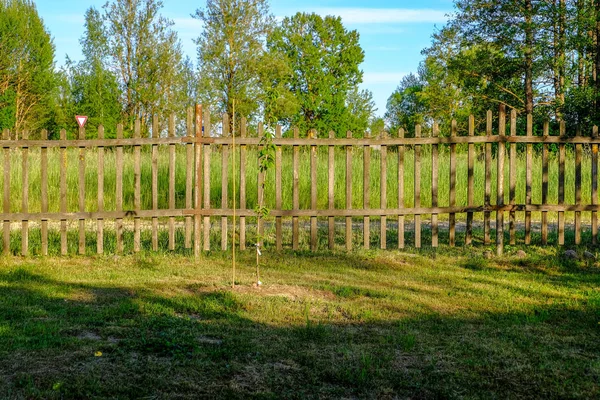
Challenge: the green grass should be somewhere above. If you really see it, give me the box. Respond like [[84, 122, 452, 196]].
[[1, 144, 595, 220], [0, 247, 599, 398]]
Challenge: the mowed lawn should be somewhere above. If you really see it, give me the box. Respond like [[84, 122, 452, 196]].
[[0, 247, 599, 399]]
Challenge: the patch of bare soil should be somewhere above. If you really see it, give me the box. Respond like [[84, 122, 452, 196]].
[[232, 283, 336, 301]]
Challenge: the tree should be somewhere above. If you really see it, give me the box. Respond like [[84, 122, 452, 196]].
[[193, 0, 275, 129], [0, 0, 56, 133], [385, 73, 428, 135], [267, 12, 365, 137], [67, 7, 121, 137], [345, 88, 377, 136], [103, 0, 186, 129]]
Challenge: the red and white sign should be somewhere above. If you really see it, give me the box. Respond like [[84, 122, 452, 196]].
[[75, 115, 88, 128]]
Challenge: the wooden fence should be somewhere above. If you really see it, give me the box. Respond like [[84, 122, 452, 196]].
[[1, 104, 599, 256]]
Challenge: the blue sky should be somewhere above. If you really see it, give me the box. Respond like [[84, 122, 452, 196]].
[[36, 0, 455, 116]]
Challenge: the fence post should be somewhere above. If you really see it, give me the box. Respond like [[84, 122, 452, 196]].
[[509, 109, 517, 244], [449, 120, 457, 247], [97, 125, 104, 255], [466, 116, 474, 245], [541, 121, 549, 245], [328, 130, 335, 250], [380, 131, 387, 250], [276, 125, 283, 250], [414, 125, 421, 249], [221, 113, 229, 251], [21, 130, 29, 256], [78, 126, 86, 255], [134, 119, 141, 253], [363, 130, 371, 249], [203, 108, 212, 251], [194, 104, 203, 257], [239, 117, 246, 251], [431, 123, 439, 248], [592, 125, 598, 245], [398, 128, 405, 249], [2, 129, 9, 255], [168, 114, 175, 251], [152, 115, 159, 251], [525, 113, 533, 245], [310, 129, 318, 251], [292, 127, 299, 250], [496, 105, 505, 256], [484, 111, 492, 245], [346, 130, 353, 251], [41, 129, 48, 256], [116, 124, 124, 253], [185, 107, 194, 249]]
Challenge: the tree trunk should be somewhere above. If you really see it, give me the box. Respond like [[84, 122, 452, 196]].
[[525, 0, 534, 115]]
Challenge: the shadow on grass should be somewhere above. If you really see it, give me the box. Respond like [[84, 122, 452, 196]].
[[0, 258, 599, 400]]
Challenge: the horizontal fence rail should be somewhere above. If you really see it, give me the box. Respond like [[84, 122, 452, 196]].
[[1, 104, 600, 255]]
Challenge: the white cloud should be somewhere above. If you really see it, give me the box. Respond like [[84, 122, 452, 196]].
[[311, 8, 450, 24], [363, 72, 407, 85]]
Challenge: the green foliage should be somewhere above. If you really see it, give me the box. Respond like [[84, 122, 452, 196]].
[[385, 73, 428, 135], [193, 0, 275, 127], [0, 0, 56, 133], [66, 7, 122, 138], [267, 13, 369, 137], [102, 0, 188, 129]]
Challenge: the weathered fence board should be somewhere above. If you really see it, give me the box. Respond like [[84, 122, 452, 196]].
[[1, 105, 600, 256]]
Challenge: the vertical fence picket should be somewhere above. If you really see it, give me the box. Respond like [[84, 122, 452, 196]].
[[431, 123, 439, 248], [60, 129, 68, 255], [496, 105, 505, 255], [380, 131, 388, 249], [239, 117, 246, 251], [414, 125, 421, 248], [449, 120, 457, 247], [115, 125, 123, 253], [466, 116, 474, 245], [257, 122, 264, 247], [363, 130, 370, 249], [276, 125, 283, 250], [509, 110, 517, 244], [21, 131, 28, 256], [152, 116, 159, 251], [185, 107, 193, 249], [541, 121, 549, 245], [310, 129, 318, 251], [346, 131, 353, 250], [78, 126, 86, 255], [328, 130, 335, 250], [134, 120, 141, 253], [221, 114, 229, 251], [575, 127, 582, 245], [203, 109, 211, 251], [168, 115, 175, 251], [292, 127, 299, 250], [593, 125, 598, 245], [2, 129, 8, 255], [40, 129, 48, 256], [194, 105, 203, 256], [484, 111, 492, 245], [398, 128, 405, 249], [525, 114, 533, 245], [97, 125, 104, 254], [558, 121, 566, 245]]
